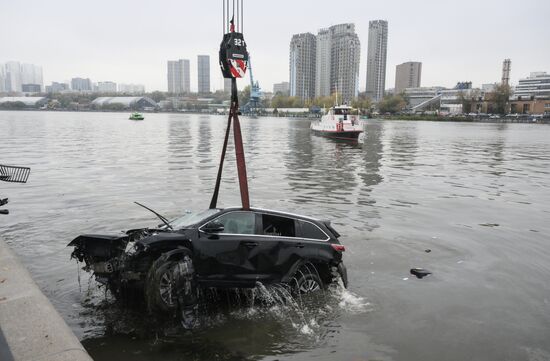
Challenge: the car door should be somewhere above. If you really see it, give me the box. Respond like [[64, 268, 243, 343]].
[[195, 210, 266, 286]]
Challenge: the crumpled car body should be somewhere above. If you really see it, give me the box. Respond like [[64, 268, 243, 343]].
[[69, 207, 348, 311]]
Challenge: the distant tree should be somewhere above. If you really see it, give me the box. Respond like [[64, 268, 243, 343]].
[[0, 101, 26, 110], [486, 84, 511, 115], [239, 85, 251, 105], [352, 93, 373, 113], [378, 95, 407, 114], [458, 90, 480, 114], [149, 91, 166, 103]]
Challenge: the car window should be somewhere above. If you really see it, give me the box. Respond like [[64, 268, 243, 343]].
[[298, 221, 328, 240], [261, 214, 295, 237], [210, 211, 255, 235]]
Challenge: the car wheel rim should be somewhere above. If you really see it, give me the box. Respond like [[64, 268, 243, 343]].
[[299, 279, 320, 293], [159, 270, 175, 306]]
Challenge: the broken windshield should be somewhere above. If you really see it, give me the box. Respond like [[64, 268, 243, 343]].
[[170, 209, 221, 229]]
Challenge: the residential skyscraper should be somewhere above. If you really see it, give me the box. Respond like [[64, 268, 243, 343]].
[[20, 63, 43, 91], [167, 59, 190, 94], [0, 67, 5, 93], [315, 28, 332, 97], [197, 55, 211, 94], [4, 62, 22, 92], [395, 61, 422, 94], [289, 32, 316, 100], [366, 20, 388, 101], [329, 23, 361, 102]]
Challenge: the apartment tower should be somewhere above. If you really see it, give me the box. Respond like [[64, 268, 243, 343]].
[[366, 20, 388, 101], [167, 59, 190, 94], [197, 55, 211, 94], [289, 33, 316, 100]]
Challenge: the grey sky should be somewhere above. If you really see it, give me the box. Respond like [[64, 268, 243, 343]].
[[1, 0, 548, 93]]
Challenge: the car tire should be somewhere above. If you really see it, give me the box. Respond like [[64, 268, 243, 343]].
[[289, 264, 325, 296], [145, 253, 196, 313]]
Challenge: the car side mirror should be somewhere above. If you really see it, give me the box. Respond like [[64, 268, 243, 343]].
[[202, 221, 224, 234]]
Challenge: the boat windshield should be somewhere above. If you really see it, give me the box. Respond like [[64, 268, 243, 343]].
[[170, 208, 221, 229], [334, 108, 349, 115]]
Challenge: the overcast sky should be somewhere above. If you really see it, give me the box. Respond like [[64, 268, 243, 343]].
[[1, 0, 549, 93]]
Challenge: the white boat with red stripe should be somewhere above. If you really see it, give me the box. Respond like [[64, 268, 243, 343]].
[[310, 105, 364, 140]]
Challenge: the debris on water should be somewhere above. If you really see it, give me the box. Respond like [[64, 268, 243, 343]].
[[410, 268, 431, 279], [479, 223, 499, 227], [457, 260, 464, 264], [424, 249, 432, 253], [402, 277, 409, 281]]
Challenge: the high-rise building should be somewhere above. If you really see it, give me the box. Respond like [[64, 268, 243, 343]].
[[289, 32, 316, 100], [273, 81, 290, 95], [96, 81, 117, 93], [71, 77, 92, 92], [395, 61, 422, 94], [366, 20, 388, 101], [197, 55, 211, 94], [4, 62, 22, 92], [20, 63, 43, 91], [329, 23, 361, 102], [502, 59, 511, 86], [315, 28, 332, 97], [0, 67, 5, 93], [167, 59, 190, 94]]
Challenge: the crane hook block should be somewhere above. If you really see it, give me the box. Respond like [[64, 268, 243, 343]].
[[219, 32, 248, 79]]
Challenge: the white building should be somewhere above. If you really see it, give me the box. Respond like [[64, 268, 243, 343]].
[[366, 20, 388, 101], [329, 23, 360, 102], [167, 59, 190, 94], [512, 72, 550, 100], [96, 81, 117, 93], [314, 24, 360, 102]]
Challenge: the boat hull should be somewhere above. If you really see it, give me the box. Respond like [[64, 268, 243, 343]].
[[311, 129, 362, 140]]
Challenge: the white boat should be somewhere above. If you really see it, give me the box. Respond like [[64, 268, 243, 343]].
[[310, 105, 363, 140]]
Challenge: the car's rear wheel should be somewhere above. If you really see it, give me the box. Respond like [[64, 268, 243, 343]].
[[145, 253, 196, 313], [289, 264, 325, 296]]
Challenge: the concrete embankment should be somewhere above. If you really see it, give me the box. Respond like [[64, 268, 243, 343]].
[[0, 240, 92, 361]]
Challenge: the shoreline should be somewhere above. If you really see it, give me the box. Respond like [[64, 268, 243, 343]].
[[0, 240, 92, 361]]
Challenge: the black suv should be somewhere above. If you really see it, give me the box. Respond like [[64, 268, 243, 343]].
[[69, 207, 348, 312]]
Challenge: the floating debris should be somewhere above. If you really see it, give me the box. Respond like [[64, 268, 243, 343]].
[[479, 223, 499, 227], [410, 268, 432, 279], [424, 249, 432, 253]]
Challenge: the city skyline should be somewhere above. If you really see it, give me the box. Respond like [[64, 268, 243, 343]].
[[1, 0, 549, 93]]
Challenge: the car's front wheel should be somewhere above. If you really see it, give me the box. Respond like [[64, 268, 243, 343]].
[[145, 253, 196, 313]]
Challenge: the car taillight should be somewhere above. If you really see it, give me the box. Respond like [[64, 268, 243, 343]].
[[331, 244, 345, 252]]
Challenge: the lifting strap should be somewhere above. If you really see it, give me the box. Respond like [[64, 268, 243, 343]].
[[209, 78, 250, 210]]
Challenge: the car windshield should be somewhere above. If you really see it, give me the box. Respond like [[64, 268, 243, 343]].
[[170, 209, 221, 229]]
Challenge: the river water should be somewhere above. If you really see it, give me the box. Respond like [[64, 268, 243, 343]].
[[1, 111, 550, 361]]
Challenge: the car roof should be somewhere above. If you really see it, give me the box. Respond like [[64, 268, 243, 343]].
[[220, 206, 323, 223]]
